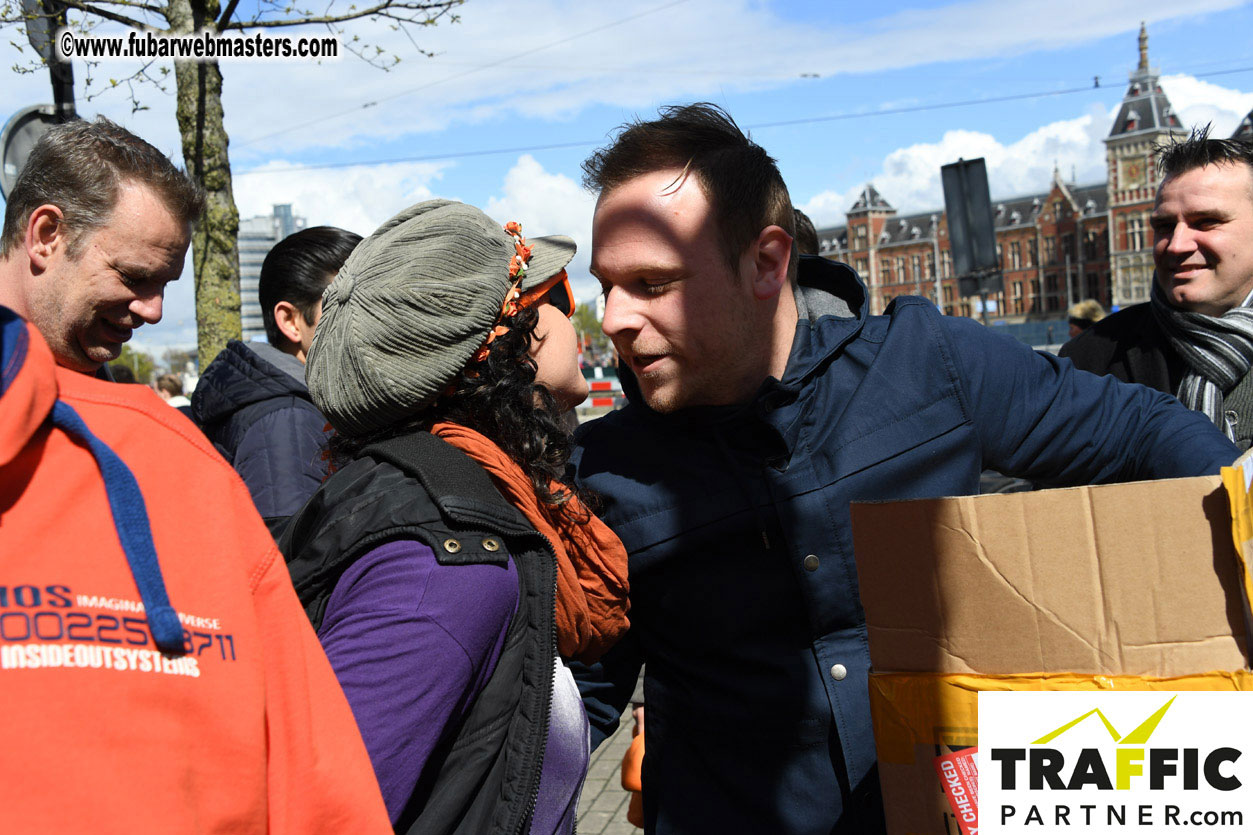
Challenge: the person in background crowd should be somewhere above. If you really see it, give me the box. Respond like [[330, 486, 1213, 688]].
[[109, 363, 137, 383], [155, 372, 193, 417], [192, 226, 360, 534], [1063, 129, 1253, 449], [0, 117, 198, 379], [1067, 299, 1106, 339], [280, 200, 630, 834], [571, 103, 1240, 834], [0, 305, 391, 832], [793, 207, 819, 256]]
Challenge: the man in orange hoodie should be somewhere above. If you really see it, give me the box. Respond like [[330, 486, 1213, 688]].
[[0, 308, 391, 832]]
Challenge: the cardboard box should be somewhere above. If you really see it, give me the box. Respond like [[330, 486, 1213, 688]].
[[851, 476, 1252, 835]]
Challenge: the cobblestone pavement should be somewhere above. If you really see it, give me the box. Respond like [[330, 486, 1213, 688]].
[[576, 710, 643, 835]]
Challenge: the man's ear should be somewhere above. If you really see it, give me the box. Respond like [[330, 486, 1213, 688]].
[[273, 300, 305, 345], [748, 225, 793, 301], [25, 205, 67, 270]]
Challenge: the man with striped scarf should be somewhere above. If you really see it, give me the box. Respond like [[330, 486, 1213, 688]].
[[1063, 128, 1253, 449]]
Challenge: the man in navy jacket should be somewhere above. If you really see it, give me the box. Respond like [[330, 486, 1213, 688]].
[[192, 226, 359, 535], [572, 103, 1239, 834]]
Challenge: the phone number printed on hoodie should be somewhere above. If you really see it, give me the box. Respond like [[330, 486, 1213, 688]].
[[0, 584, 236, 675]]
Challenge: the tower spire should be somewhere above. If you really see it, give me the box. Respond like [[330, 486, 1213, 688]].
[[1138, 21, 1148, 73]]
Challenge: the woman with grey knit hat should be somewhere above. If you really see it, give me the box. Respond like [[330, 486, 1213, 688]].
[[278, 199, 631, 834]]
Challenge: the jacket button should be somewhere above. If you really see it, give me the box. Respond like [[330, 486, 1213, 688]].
[[482, 537, 501, 552], [803, 554, 820, 572], [830, 663, 848, 681], [442, 538, 462, 554]]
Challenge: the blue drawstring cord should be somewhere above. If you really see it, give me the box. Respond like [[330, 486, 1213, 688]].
[[49, 400, 185, 654]]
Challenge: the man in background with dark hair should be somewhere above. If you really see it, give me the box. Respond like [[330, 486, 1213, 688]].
[[1063, 129, 1253, 449], [193, 225, 360, 534], [793, 206, 819, 256], [0, 117, 203, 376], [572, 103, 1239, 834]]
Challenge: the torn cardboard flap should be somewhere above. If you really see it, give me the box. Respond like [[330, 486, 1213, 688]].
[[851, 476, 1248, 677]]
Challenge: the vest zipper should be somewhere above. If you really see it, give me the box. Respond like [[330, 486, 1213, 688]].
[[507, 531, 558, 835], [521, 562, 558, 833]]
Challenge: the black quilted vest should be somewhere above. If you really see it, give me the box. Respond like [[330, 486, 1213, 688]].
[[278, 432, 557, 835]]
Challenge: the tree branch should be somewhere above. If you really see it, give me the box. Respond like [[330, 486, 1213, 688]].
[[56, 0, 155, 29], [221, 0, 456, 29], [214, 0, 236, 29]]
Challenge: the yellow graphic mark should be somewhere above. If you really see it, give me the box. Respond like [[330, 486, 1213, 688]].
[[1119, 696, 1176, 744], [1031, 697, 1175, 746]]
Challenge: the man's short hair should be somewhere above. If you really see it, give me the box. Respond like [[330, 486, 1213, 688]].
[[1, 117, 204, 259], [792, 208, 819, 256], [155, 373, 183, 398], [1156, 125, 1253, 188], [583, 103, 794, 274], [259, 226, 361, 347]]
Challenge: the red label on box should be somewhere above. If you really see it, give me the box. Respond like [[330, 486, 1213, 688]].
[[935, 747, 979, 835]]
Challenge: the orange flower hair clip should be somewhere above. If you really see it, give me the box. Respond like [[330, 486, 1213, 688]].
[[472, 221, 533, 363]]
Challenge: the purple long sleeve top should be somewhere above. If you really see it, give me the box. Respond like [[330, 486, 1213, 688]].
[[317, 538, 589, 833]]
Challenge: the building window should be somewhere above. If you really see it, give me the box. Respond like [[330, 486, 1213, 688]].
[[1084, 231, 1099, 261], [880, 258, 892, 282], [942, 285, 954, 303], [854, 225, 867, 251], [1027, 240, 1037, 268], [1044, 237, 1057, 265], [925, 252, 935, 278], [1062, 234, 1074, 262], [911, 255, 922, 283], [895, 257, 905, 282], [855, 258, 868, 276], [1010, 242, 1021, 270], [942, 250, 953, 278], [1128, 216, 1145, 251]]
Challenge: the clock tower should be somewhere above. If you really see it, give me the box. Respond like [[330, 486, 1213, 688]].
[[1104, 22, 1185, 308]]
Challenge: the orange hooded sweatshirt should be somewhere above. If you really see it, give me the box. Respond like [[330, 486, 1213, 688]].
[[0, 308, 391, 834]]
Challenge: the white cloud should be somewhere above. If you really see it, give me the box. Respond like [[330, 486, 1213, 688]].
[[232, 159, 450, 236], [802, 112, 1106, 228], [484, 155, 597, 300], [799, 69, 1253, 231], [1160, 74, 1253, 136]]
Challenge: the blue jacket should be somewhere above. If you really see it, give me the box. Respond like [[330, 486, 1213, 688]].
[[191, 340, 329, 533], [572, 257, 1238, 835]]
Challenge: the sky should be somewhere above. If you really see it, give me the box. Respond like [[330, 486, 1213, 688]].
[[2, 0, 1252, 355]]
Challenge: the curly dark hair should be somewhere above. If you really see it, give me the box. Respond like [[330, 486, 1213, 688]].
[[327, 305, 585, 515]]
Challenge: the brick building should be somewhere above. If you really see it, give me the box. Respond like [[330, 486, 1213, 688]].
[[816, 24, 1196, 321]]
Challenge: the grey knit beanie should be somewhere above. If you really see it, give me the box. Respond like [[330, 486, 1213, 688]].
[[306, 199, 576, 437]]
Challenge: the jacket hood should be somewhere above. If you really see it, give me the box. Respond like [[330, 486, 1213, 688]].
[[0, 307, 57, 466], [0, 306, 184, 653], [616, 256, 869, 418], [192, 340, 312, 427]]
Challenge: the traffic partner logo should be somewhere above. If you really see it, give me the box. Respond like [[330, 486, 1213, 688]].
[[979, 691, 1251, 831], [989, 697, 1241, 793]]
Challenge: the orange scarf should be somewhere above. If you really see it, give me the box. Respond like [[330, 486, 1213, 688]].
[[431, 422, 630, 664]]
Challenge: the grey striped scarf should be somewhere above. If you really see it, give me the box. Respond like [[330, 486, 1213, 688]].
[[1150, 278, 1253, 441]]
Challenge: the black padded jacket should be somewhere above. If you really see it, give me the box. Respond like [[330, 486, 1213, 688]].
[[278, 432, 557, 835]]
